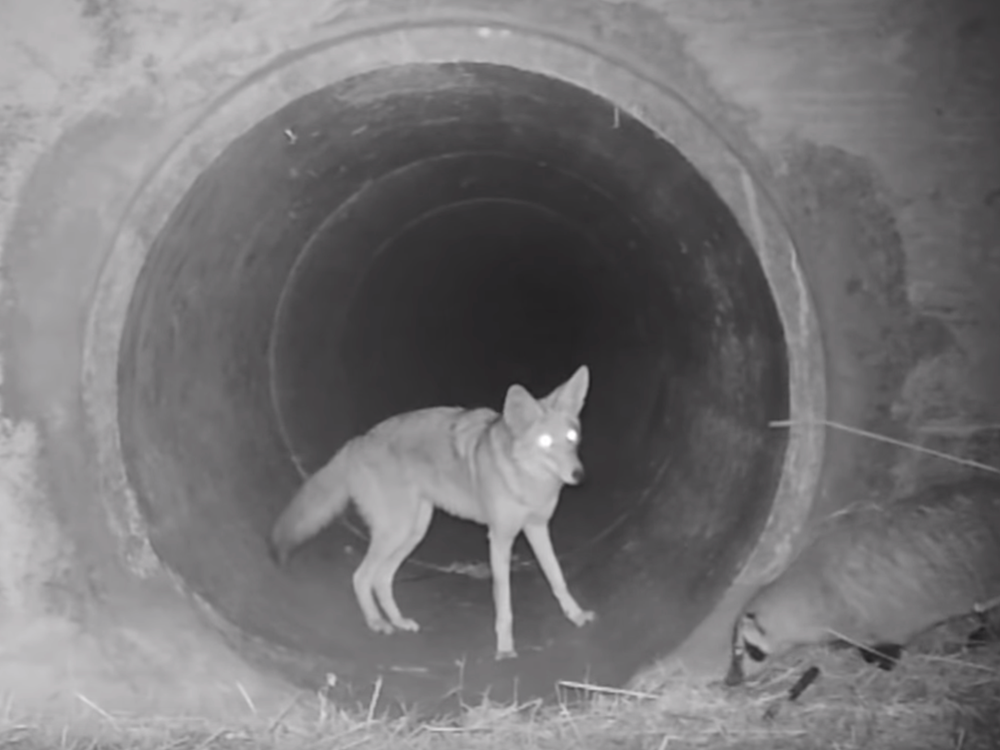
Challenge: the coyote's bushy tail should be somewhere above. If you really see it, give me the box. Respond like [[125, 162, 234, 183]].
[[269, 443, 354, 565]]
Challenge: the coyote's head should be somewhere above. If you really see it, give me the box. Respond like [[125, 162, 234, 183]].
[[502, 364, 590, 486]]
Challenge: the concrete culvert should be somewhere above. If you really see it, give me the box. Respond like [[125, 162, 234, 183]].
[[4, 2, 851, 721], [115, 61, 805, 712]]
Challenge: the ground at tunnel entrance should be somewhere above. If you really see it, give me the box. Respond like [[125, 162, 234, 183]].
[[4, 619, 999, 750]]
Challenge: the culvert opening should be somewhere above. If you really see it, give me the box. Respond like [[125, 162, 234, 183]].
[[118, 61, 790, 711]]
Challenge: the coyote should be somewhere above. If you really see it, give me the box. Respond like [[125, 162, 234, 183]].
[[270, 365, 595, 659]]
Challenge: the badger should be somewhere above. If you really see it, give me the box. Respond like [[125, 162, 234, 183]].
[[725, 476, 1000, 686]]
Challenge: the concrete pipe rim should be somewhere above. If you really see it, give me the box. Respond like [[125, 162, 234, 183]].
[[83, 11, 826, 712]]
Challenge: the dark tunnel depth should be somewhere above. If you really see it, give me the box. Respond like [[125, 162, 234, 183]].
[[118, 61, 790, 711]]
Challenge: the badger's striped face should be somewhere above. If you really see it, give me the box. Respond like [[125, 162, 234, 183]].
[[724, 611, 772, 686]]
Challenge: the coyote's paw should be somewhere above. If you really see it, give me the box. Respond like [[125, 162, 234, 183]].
[[365, 617, 395, 635], [495, 648, 518, 661], [568, 608, 596, 628], [392, 617, 420, 633]]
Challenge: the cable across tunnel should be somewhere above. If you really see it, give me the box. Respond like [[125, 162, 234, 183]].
[[117, 61, 790, 711]]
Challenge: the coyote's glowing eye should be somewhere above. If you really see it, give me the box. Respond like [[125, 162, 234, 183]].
[[537, 433, 553, 449], [566, 428, 579, 443]]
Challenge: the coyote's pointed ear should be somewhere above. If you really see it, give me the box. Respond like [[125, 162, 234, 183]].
[[544, 365, 590, 416], [503, 384, 544, 433]]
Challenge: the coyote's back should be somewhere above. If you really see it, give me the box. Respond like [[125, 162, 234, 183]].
[[269, 405, 496, 562]]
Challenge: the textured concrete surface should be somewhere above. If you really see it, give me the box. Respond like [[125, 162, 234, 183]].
[[1, 0, 998, 721]]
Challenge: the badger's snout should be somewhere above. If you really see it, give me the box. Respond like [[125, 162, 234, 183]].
[[723, 654, 745, 687]]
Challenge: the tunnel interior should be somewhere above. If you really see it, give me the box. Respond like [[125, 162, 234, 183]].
[[118, 62, 790, 711]]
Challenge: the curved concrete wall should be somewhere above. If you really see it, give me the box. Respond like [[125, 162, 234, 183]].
[[1, 0, 998, 721]]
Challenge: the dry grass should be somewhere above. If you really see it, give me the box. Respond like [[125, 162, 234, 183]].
[[4, 625, 999, 750]]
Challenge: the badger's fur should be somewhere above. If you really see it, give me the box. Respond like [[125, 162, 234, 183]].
[[725, 477, 1000, 686]]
